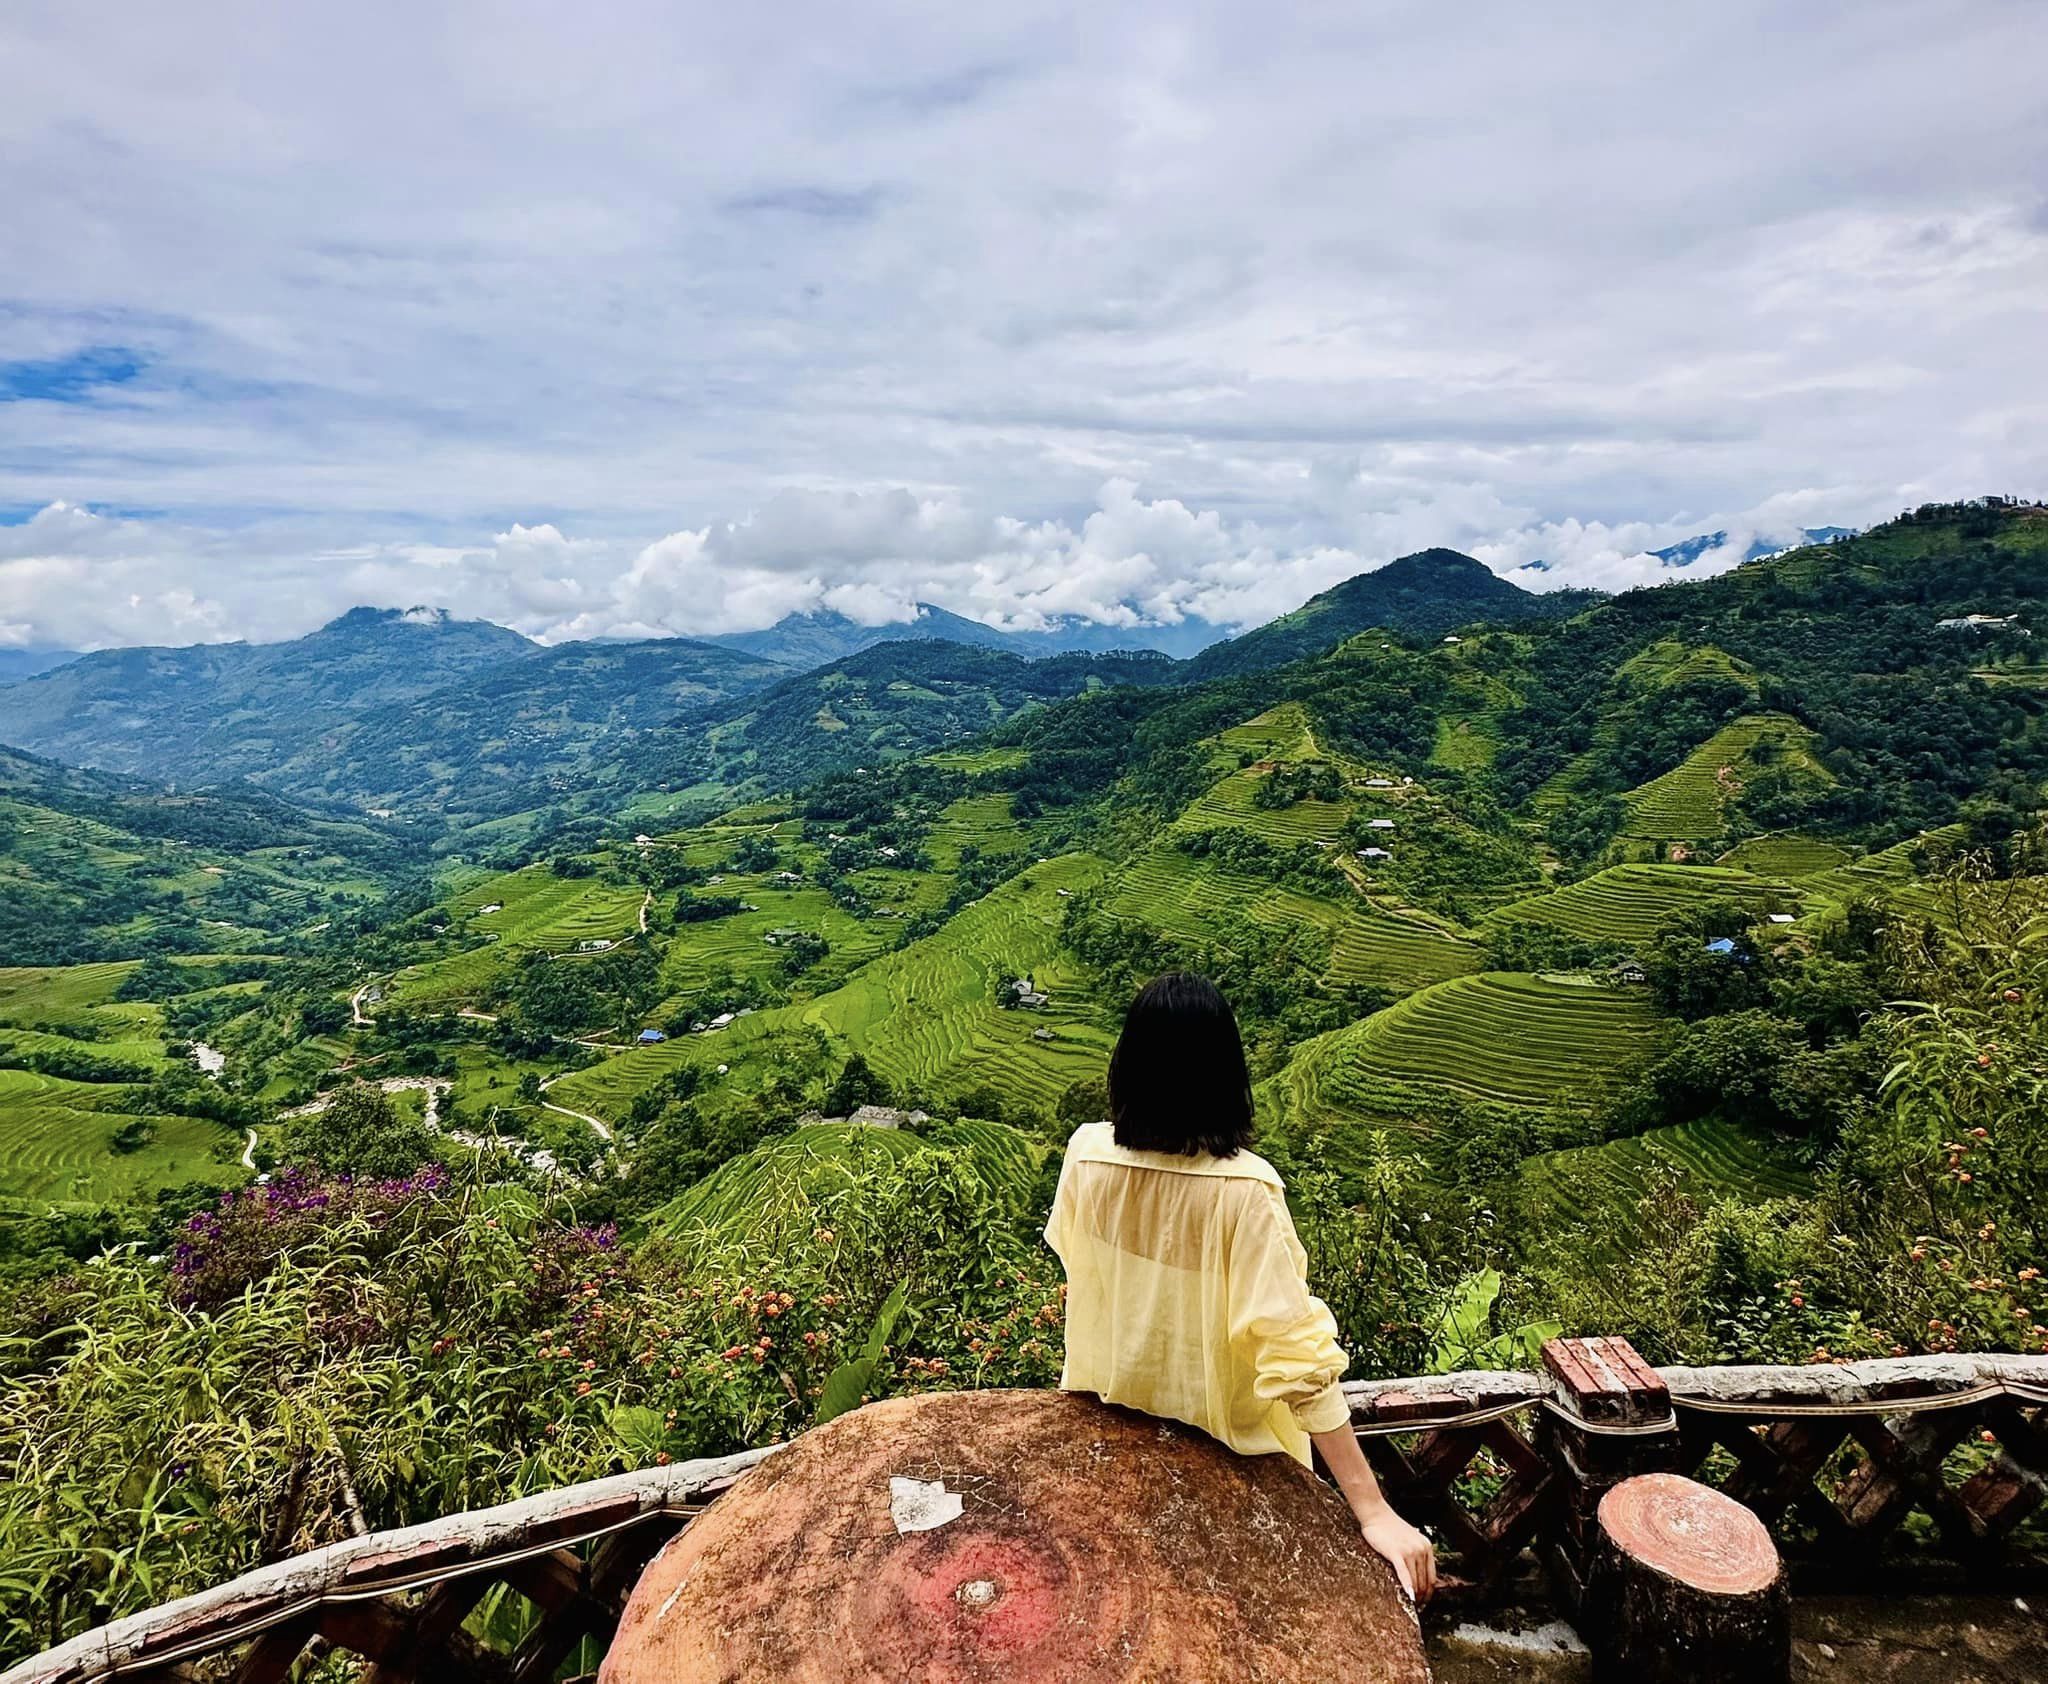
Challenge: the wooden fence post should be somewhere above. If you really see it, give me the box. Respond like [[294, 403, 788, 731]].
[[1537, 1336, 1680, 1612]]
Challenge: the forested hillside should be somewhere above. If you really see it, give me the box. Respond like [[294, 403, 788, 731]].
[[2, 499, 2046, 1661], [0, 608, 537, 782]]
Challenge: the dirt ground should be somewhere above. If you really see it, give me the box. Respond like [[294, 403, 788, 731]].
[[1427, 1592, 2048, 1683]]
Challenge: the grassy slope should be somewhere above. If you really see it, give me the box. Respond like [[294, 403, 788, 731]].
[[1260, 971, 1669, 1135], [549, 855, 1116, 1122], [1485, 863, 1792, 947], [650, 1118, 1045, 1244], [1098, 703, 1486, 993], [1618, 713, 1831, 845]]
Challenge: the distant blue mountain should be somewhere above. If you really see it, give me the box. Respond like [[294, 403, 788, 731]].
[[0, 647, 79, 683], [705, 602, 1223, 666], [1652, 526, 1856, 569]]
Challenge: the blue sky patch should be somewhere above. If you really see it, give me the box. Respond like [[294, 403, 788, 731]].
[[0, 346, 145, 403]]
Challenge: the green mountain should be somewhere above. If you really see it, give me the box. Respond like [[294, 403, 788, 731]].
[[0, 744, 413, 965], [1182, 548, 1596, 681], [261, 635, 790, 829], [632, 640, 1185, 803], [0, 607, 537, 783]]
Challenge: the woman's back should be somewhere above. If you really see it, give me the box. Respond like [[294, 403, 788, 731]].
[[1046, 1120, 1351, 1465]]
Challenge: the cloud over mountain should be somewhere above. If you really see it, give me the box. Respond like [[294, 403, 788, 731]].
[[1, 0, 2043, 649]]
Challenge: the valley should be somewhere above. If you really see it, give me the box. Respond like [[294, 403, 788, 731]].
[[2, 501, 2046, 1657]]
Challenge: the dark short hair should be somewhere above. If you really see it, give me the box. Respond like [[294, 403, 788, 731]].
[[1107, 972, 1256, 1158]]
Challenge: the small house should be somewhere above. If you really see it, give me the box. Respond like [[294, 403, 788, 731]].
[[576, 939, 611, 953], [878, 846, 900, 860], [774, 871, 803, 884], [1356, 846, 1392, 861], [634, 834, 653, 848], [1704, 937, 1738, 957], [1364, 777, 1395, 789], [638, 1028, 667, 1044], [1766, 912, 1796, 925], [1613, 960, 1649, 986], [1442, 635, 1462, 646], [707, 1012, 736, 1029], [1366, 817, 1396, 830], [478, 903, 503, 916], [1032, 1027, 1056, 1042]]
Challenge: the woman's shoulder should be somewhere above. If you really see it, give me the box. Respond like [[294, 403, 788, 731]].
[[1064, 1122, 1285, 1188]]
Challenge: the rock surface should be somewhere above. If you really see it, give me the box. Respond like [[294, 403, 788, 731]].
[[602, 1388, 1429, 1683]]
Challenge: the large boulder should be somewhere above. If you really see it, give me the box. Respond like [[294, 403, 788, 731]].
[[604, 1388, 1428, 1683]]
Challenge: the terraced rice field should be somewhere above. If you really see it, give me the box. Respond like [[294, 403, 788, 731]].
[[656, 881, 895, 1006], [1798, 835, 1936, 905], [1102, 845, 1480, 994], [0, 1025, 174, 1070], [924, 746, 1030, 773], [1429, 665, 1518, 773], [1620, 714, 1828, 843], [652, 1118, 1044, 1244], [1485, 864, 1790, 949], [0, 963, 139, 1023], [449, 868, 648, 952], [0, 1068, 240, 1204], [1517, 1118, 1811, 1240], [550, 855, 1118, 1123], [923, 792, 1019, 870], [1260, 971, 1669, 1135], [1716, 834, 1852, 878], [1529, 642, 1762, 815], [1213, 704, 1322, 763], [388, 868, 650, 1006], [1173, 768, 1352, 845]]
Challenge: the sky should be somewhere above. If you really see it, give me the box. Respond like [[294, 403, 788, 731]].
[[1, 0, 2044, 653]]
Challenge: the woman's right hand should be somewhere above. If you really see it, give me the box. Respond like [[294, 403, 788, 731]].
[[1359, 1508, 1437, 1605]]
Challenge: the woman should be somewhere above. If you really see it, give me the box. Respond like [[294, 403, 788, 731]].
[[1044, 971, 1437, 1603]]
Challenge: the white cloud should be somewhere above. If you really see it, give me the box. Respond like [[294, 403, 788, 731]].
[[0, 1, 2043, 650]]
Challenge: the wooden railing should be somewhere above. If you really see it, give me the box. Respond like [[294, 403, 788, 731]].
[[1350, 1339, 2048, 1602], [9, 1340, 2048, 1683]]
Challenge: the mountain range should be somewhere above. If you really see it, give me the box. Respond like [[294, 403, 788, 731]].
[[0, 547, 1594, 830], [1649, 526, 1858, 569], [704, 603, 1222, 666]]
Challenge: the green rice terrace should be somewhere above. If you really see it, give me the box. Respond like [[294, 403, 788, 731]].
[[1259, 971, 1669, 1135], [1484, 863, 1793, 948]]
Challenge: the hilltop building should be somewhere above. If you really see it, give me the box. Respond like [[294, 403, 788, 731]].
[[1936, 612, 2029, 633]]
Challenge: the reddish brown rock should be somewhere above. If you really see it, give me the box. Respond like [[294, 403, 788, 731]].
[[602, 1389, 1429, 1684]]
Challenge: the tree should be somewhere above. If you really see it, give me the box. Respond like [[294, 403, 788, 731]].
[[824, 1054, 893, 1117], [281, 1084, 438, 1179], [1056, 1077, 1109, 1130]]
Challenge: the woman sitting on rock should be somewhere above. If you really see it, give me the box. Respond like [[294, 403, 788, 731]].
[[1045, 969, 1438, 1604]]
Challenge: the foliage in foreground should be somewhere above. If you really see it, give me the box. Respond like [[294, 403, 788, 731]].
[[0, 1145, 1061, 1663]]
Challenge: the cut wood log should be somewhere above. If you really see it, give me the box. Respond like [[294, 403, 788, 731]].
[[1584, 1471, 1788, 1684], [601, 1389, 1431, 1684]]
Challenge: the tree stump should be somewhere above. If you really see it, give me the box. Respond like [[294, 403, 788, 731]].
[[1584, 1472, 1788, 1684], [601, 1389, 1430, 1684]]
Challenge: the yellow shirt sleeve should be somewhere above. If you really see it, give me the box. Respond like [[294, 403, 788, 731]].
[[1228, 1184, 1352, 1435]]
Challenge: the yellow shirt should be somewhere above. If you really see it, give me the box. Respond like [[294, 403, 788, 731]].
[[1044, 1121, 1351, 1465]]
